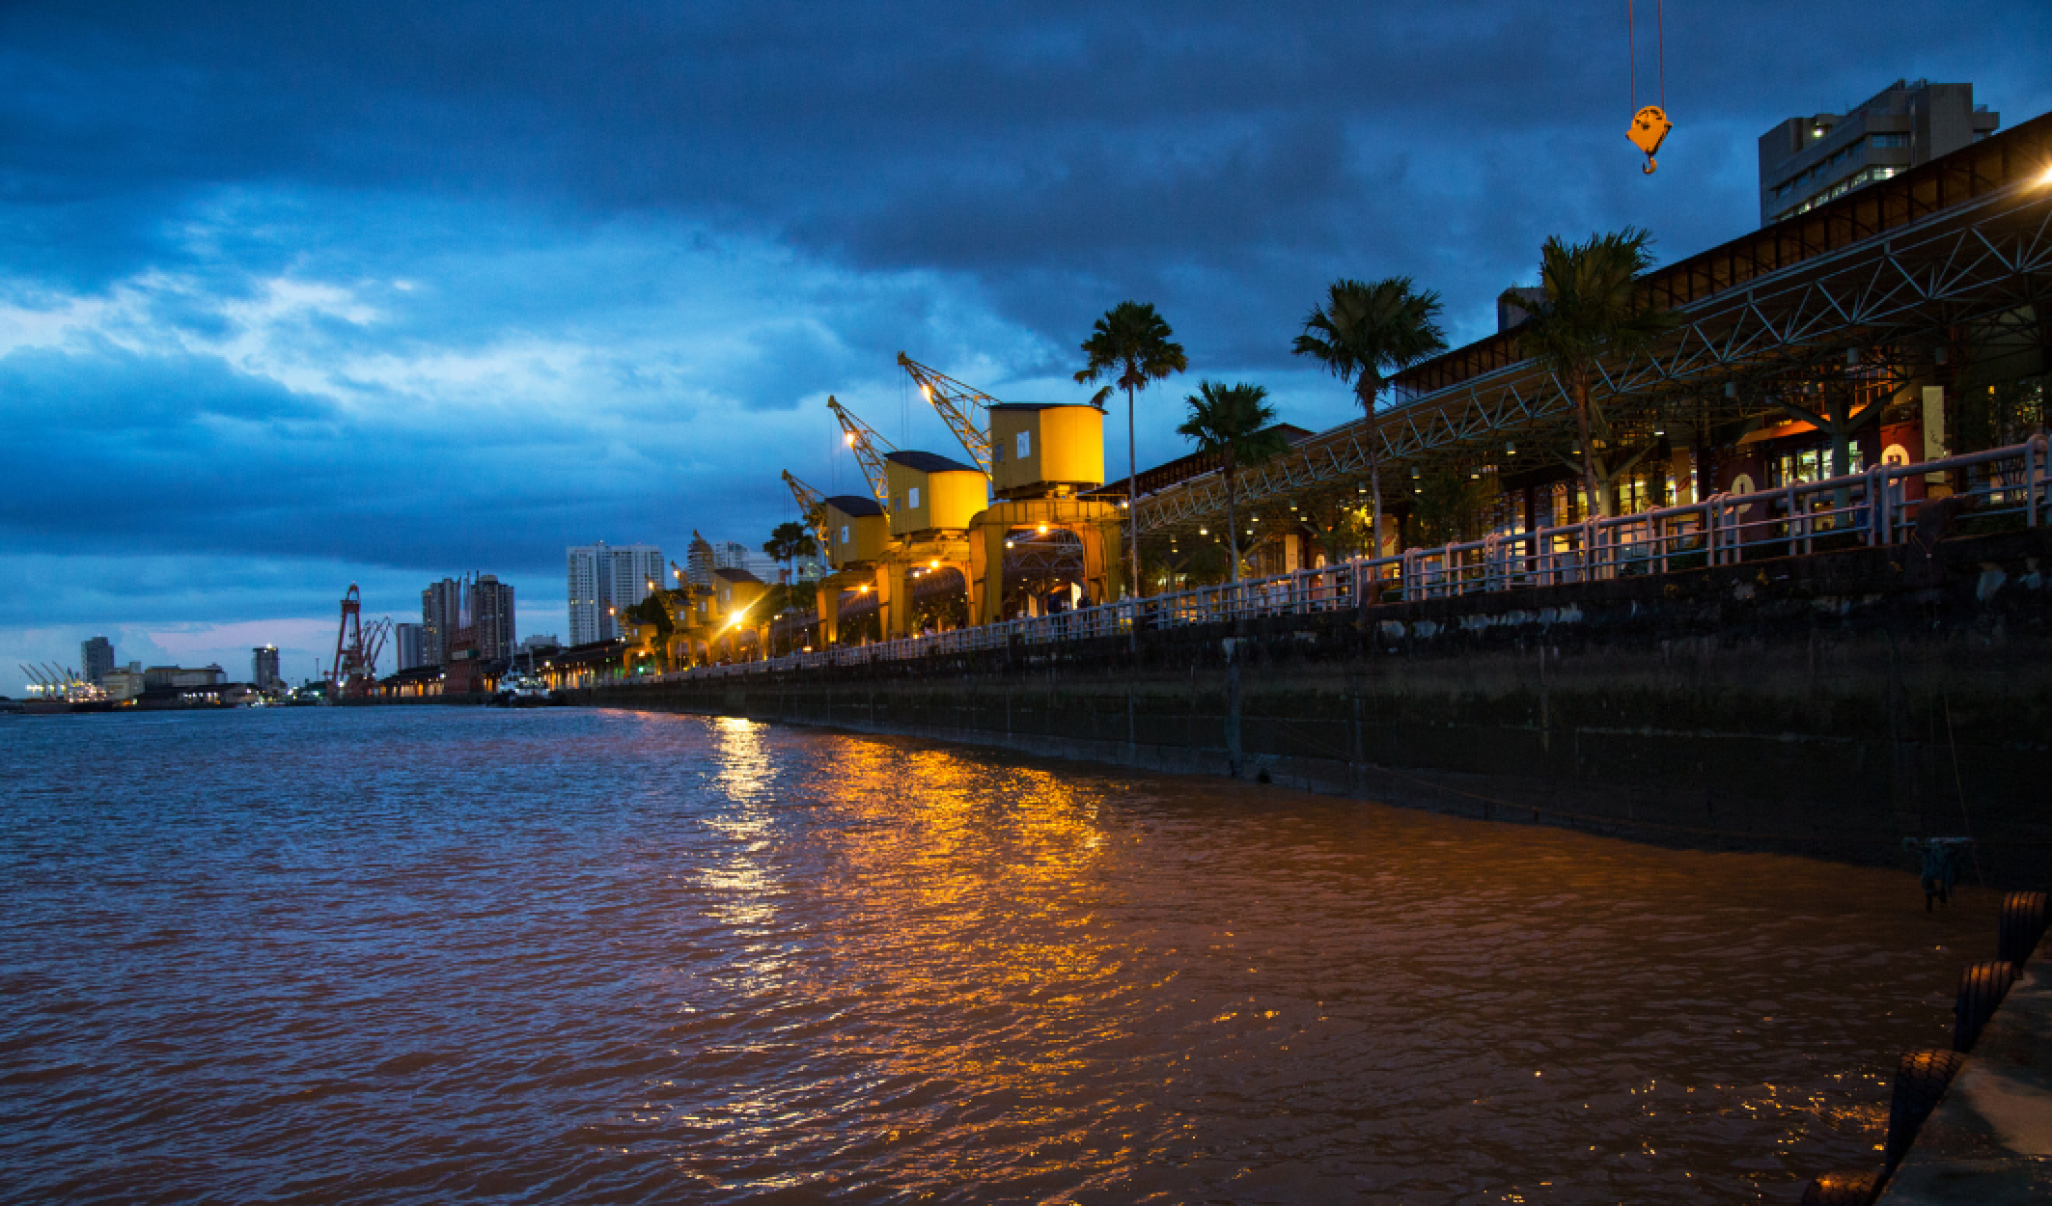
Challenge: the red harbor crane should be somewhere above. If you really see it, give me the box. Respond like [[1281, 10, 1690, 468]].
[[328, 583, 392, 699]]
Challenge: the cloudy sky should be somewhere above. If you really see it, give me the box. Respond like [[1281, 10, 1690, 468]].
[[3, 1, 2047, 691]]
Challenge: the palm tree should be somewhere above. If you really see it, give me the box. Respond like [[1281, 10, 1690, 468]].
[[762, 521, 819, 585], [1500, 229, 1678, 518], [1075, 301, 1188, 605], [1292, 277, 1447, 560], [1176, 382, 1290, 583]]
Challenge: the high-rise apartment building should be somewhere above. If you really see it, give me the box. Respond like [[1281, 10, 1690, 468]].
[[393, 623, 426, 672], [709, 540, 781, 583], [469, 574, 516, 661], [684, 532, 716, 588], [81, 635, 114, 684], [1759, 79, 1999, 225], [421, 578, 465, 666], [252, 646, 282, 692], [566, 542, 664, 645]]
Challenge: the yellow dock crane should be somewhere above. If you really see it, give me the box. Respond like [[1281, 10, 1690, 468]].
[[896, 352, 995, 473], [825, 394, 992, 640], [785, 468, 867, 647], [780, 470, 831, 545], [825, 396, 896, 514]]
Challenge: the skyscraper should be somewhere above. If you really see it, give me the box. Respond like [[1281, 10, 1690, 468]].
[[252, 646, 282, 692], [469, 575, 516, 661], [421, 578, 465, 666], [81, 635, 114, 684], [394, 623, 426, 672], [566, 543, 664, 644], [684, 532, 716, 588]]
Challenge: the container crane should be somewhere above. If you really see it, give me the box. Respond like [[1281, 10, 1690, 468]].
[[896, 352, 996, 473], [825, 396, 896, 512]]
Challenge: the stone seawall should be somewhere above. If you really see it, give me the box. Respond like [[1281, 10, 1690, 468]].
[[585, 527, 2052, 885]]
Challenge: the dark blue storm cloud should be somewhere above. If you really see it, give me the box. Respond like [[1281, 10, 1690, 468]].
[[2, 1, 2047, 685]]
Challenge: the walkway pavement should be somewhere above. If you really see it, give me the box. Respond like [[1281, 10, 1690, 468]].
[[1878, 943, 2052, 1203]]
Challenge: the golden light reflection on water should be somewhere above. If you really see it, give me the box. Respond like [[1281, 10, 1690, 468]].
[[1, 708, 1998, 1206], [655, 722, 1998, 1204]]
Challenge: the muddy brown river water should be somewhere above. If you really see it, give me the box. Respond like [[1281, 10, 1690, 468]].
[[0, 707, 1997, 1203]]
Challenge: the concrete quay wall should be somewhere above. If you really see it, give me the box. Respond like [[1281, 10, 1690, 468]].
[[585, 528, 2052, 885]]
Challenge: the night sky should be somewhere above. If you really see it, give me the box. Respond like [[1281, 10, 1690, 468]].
[[4, 2, 2047, 689]]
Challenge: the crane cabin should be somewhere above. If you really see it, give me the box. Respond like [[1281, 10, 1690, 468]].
[[822, 495, 890, 569], [884, 451, 987, 539], [987, 403, 1105, 501]]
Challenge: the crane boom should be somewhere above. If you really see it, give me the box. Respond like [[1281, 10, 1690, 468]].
[[781, 471, 831, 545], [896, 352, 995, 472], [825, 396, 895, 511]]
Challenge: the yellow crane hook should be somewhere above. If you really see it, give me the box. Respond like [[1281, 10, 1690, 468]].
[[1628, 105, 1673, 174]]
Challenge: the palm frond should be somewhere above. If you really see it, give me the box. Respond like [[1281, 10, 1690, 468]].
[[1291, 277, 1448, 407]]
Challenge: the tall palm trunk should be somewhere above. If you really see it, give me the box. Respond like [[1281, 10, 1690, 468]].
[[1224, 453, 1240, 585], [1126, 382, 1139, 608], [1357, 380, 1386, 560], [1570, 369, 1604, 518]]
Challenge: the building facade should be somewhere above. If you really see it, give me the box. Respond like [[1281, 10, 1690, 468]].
[[421, 578, 465, 666], [393, 622, 426, 672], [101, 665, 145, 702], [252, 646, 282, 692], [144, 665, 225, 689], [684, 532, 716, 589], [567, 542, 664, 644], [1759, 79, 1999, 225], [81, 636, 114, 684], [469, 574, 516, 661]]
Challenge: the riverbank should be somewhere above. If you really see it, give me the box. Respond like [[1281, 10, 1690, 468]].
[[585, 527, 2052, 886]]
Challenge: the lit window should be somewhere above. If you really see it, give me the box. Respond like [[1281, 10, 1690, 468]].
[[909, 486, 921, 508]]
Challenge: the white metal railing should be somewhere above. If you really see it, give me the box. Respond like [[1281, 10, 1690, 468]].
[[644, 436, 2050, 683]]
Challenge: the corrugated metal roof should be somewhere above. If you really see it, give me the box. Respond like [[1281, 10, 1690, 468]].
[[885, 450, 980, 473], [824, 494, 884, 516]]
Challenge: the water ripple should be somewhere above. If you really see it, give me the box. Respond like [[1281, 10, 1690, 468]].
[[0, 707, 1990, 1204]]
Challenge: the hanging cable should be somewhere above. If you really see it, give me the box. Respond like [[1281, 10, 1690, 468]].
[[1624, 0, 1673, 174]]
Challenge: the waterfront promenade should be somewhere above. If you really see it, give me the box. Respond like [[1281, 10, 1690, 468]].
[[590, 513, 2052, 884]]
